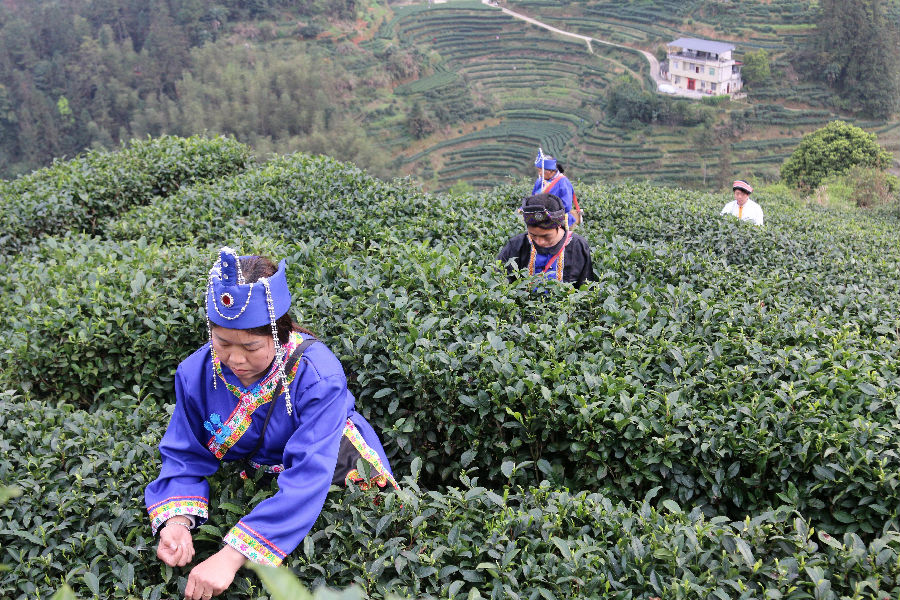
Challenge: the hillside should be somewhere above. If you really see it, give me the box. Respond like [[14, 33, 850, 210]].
[[1, 138, 899, 598], [0, 0, 897, 191], [378, 0, 900, 189]]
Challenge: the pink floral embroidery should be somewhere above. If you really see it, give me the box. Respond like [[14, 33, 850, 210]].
[[207, 333, 303, 459], [224, 522, 286, 566], [148, 497, 208, 534]]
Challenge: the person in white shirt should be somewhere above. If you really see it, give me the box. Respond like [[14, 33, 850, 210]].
[[720, 180, 763, 226]]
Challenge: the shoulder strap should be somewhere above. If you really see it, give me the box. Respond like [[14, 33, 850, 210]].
[[540, 231, 574, 274], [541, 173, 564, 193], [246, 336, 319, 462]]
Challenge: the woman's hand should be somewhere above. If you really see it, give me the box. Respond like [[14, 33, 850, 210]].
[[183, 545, 247, 599], [157, 518, 195, 567]]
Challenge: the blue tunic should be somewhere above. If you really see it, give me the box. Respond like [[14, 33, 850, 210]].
[[532, 247, 563, 281], [532, 175, 576, 227], [145, 332, 396, 566]]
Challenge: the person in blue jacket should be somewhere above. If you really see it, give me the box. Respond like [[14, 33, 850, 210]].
[[145, 247, 397, 599], [532, 152, 580, 228]]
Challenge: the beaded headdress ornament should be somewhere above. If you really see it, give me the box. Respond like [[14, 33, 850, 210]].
[[205, 247, 295, 414], [519, 196, 569, 229]]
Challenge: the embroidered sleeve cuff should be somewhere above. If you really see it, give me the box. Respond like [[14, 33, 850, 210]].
[[148, 496, 209, 535], [224, 522, 287, 567]]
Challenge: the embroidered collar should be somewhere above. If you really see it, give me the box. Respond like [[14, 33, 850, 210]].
[[212, 331, 301, 398], [206, 331, 304, 459], [527, 232, 572, 282]]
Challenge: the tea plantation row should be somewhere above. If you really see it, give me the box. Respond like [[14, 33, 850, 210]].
[[2, 390, 898, 599], [1, 141, 899, 598]]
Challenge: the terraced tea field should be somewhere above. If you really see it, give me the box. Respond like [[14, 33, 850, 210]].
[[368, 0, 898, 190]]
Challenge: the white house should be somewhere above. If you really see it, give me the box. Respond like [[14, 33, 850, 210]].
[[666, 38, 743, 96]]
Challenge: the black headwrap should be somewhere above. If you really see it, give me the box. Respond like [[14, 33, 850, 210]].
[[519, 193, 567, 229]]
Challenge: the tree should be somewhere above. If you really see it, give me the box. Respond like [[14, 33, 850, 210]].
[[407, 101, 435, 139], [140, 0, 191, 99], [606, 75, 658, 124], [741, 49, 770, 87], [654, 45, 667, 62], [808, 0, 899, 117], [844, 165, 897, 207], [780, 120, 893, 190]]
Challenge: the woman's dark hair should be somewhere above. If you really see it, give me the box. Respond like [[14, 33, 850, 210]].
[[523, 192, 564, 212], [211, 255, 314, 344], [556, 163, 565, 174]]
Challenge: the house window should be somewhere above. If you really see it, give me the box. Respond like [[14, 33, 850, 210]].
[[674, 76, 680, 84], [695, 66, 700, 74], [710, 82, 716, 91], [709, 67, 715, 76]]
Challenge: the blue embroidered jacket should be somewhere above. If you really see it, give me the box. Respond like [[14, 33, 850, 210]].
[[144, 332, 392, 566]]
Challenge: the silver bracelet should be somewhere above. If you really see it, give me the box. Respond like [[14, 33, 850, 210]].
[[166, 519, 192, 531]]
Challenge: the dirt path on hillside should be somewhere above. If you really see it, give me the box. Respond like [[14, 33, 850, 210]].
[[481, 0, 686, 96]]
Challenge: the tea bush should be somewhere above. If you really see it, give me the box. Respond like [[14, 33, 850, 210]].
[[295, 238, 900, 534], [0, 135, 250, 257], [2, 390, 899, 600], [0, 233, 305, 404], [106, 152, 510, 249], [106, 157, 900, 531], [3, 152, 899, 535], [2, 145, 900, 597], [0, 238, 208, 403]]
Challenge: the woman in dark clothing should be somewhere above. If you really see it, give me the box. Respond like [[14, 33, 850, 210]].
[[498, 193, 596, 288]]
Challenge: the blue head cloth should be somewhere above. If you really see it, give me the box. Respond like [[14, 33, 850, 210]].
[[206, 247, 292, 329], [534, 154, 557, 171]]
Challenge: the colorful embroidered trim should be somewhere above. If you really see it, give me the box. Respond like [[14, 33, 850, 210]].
[[148, 496, 209, 535], [342, 419, 400, 491], [249, 460, 285, 474], [239, 461, 286, 480], [527, 231, 571, 282], [540, 173, 564, 194], [207, 332, 303, 459], [224, 522, 287, 566]]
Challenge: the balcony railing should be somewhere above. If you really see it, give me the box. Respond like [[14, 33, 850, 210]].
[[668, 51, 730, 63]]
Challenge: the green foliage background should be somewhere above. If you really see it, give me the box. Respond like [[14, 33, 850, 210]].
[[0, 0, 896, 191], [781, 120, 895, 190], [0, 138, 899, 598]]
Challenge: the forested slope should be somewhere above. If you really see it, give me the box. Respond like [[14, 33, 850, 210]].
[[1, 0, 896, 191], [0, 0, 384, 177]]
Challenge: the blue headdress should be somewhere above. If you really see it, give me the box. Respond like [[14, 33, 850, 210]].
[[534, 147, 557, 172], [205, 247, 295, 413]]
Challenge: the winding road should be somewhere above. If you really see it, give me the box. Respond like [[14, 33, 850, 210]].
[[481, 0, 705, 98]]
